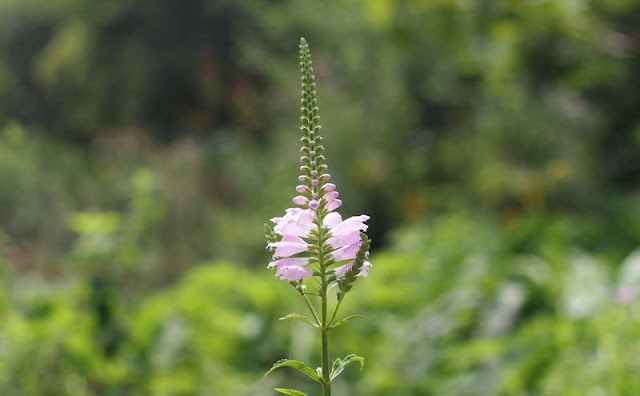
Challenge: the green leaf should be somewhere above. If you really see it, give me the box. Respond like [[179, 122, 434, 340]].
[[330, 354, 365, 380], [330, 314, 368, 328], [279, 313, 318, 327], [331, 357, 342, 373], [275, 388, 308, 396], [265, 359, 321, 383]]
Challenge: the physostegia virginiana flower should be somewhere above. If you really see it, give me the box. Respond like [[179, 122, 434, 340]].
[[264, 38, 371, 396]]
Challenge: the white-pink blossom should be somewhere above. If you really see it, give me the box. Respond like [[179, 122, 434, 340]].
[[322, 213, 371, 279]]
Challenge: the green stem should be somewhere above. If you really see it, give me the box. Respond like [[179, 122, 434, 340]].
[[321, 282, 331, 396], [301, 290, 321, 326], [318, 223, 331, 396], [328, 297, 344, 328]]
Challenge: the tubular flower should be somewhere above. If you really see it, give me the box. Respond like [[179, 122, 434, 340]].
[[267, 208, 314, 281], [324, 213, 371, 278]]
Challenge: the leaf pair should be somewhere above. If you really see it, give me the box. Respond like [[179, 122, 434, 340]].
[[330, 354, 364, 381], [265, 354, 364, 392], [280, 312, 368, 329]]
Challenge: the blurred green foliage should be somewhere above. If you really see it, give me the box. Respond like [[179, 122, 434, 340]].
[[1, 0, 639, 394]]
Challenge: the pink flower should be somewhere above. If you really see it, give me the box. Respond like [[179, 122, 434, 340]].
[[268, 258, 311, 281], [333, 243, 360, 261], [277, 266, 313, 281], [324, 191, 339, 201], [334, 260, 372, 279], [325, 214, 369, 248], [273, 208, 314, 238], [268, 257, 310, 268], [268, 208, 315, 281], [326, 199, 342, 212], [293, 195, 308, 205], [323, 213, 371, 279], [323, 183, 336, 192], [268, 235, 308, 257], [268, 257, 313, 281], [268, 206, 372, 281]]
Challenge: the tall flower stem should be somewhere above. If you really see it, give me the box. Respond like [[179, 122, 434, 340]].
[[321, 291, 331, 396], [318, 222, 331, 396], [263, 38, 371, 396]]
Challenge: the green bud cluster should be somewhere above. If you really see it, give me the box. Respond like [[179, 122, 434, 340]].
[[264, 223, 278, 246], [297, 38, 329, 202]]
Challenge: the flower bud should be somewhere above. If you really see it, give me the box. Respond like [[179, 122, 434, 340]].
[[326, 198, 342, 211], [311, 170, 318, 176], [308, 200, 319, 209], [323, 183, 336, 192], [310, 150, 316, 156], [311, 179, 319, 186], [319, 174, 331, 181], [298, 175, 309, 182], [324, 191, 339, 201], [296, 185, 308, 193], [293, 196, 308, 205]]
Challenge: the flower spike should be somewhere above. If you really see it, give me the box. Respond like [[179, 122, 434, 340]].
[[264, 38, 372, 396]]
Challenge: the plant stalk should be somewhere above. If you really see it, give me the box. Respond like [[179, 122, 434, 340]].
[[319, 222, 331, 396], [321, 284, 331, 396]]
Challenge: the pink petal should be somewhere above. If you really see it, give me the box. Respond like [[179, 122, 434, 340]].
[[274, 208, 314, 237], [334, 259, 372, 279], [277, 265, 313, 281], [326, 199, 342, 212], [327, 231, 362, 249], [323, 212, 343, 228], [334, 261, 354, 279], [323, 183, 336, 192], [332, 242, 361, 261], [358, 261, 372, 277], [267, 257, 309, 268], [282, 235, 305, 243], [268, 241, 308, 257], [329, 215, 369, 237], [324, 191, 339, 201], [293, 195, 308, 205]]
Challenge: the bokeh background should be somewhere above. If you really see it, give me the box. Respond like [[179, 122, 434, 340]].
[[1, 0, 640, 395]]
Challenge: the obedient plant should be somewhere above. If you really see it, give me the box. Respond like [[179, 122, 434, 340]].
[[264, 38, 371, 396]]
